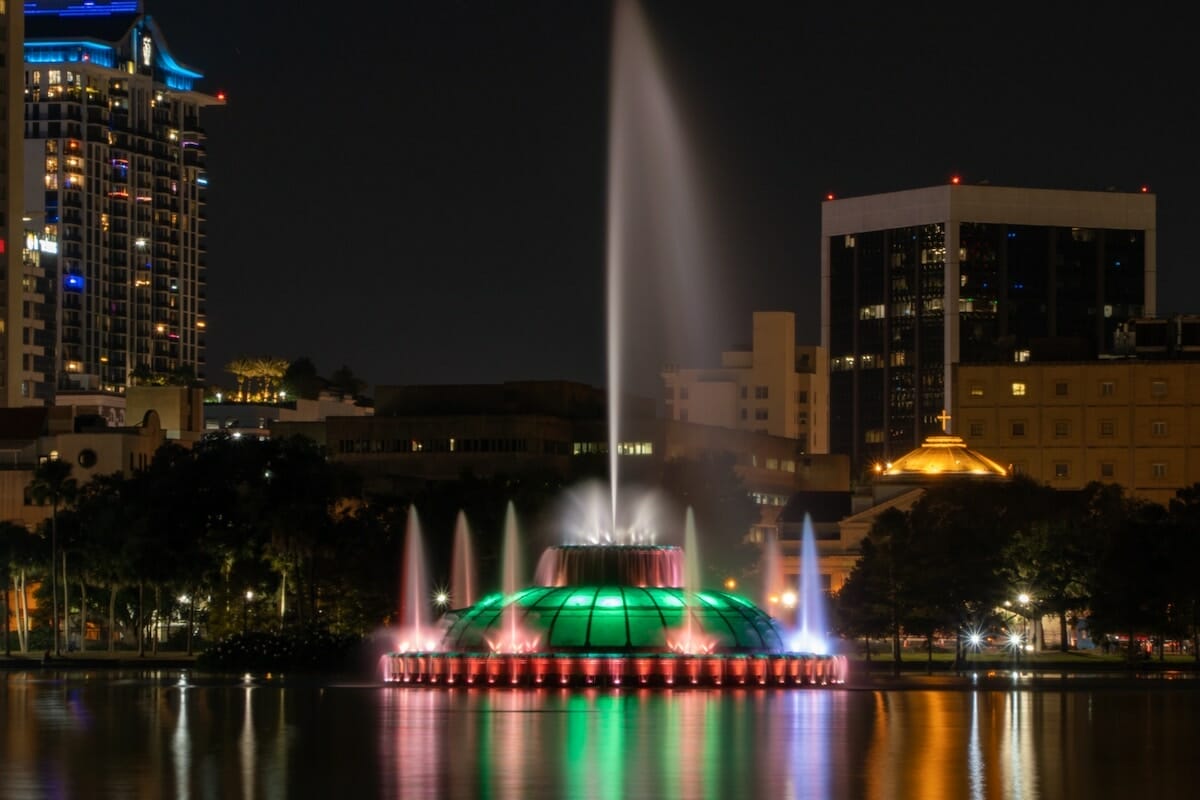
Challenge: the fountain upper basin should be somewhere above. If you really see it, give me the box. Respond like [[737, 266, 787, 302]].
[[534, 544, 684, 588]]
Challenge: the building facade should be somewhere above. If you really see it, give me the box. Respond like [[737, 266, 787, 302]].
[[18, 1, 221, 400], [822, 184, 1156, 473], [956, 359, 1200, 506], [1, 1, 28, 406], [661, 311, 828, 453]]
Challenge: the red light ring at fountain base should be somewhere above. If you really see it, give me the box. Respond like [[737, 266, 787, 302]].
[[381, 652, 848, 688]]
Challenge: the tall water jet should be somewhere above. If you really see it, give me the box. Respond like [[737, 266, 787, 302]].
[[450, 511, 476, 608], [606, 0, 714, 530], [761, 531, 784, 616], [792, 513, 829, 655], [674, 506, 710, 653], [400, 506, 430, 635]]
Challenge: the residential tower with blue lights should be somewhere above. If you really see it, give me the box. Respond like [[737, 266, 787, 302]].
[[18, 0, 222, 400]]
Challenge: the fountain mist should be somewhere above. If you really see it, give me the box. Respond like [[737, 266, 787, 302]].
[[761, 531, 784, 614], [450, 511, 475, 609], [606, 0, 714, 529]]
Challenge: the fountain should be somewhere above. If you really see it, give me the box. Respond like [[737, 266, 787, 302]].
[[383, 0, 845, 686], [450, 511, 475, 609], [383, 498, 846, 686], [395, 506, 438, 651], [791, 514, 830, 655]]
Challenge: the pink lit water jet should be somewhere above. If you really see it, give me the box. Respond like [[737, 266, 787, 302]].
[[396, 506, 437, 651], [450, 510, 475, 608]]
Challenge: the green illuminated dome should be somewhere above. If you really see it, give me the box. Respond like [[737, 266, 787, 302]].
[[440, 585, 786, 654]]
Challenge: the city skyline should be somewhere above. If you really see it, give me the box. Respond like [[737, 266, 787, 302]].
[[145, 2, 1198, 397]]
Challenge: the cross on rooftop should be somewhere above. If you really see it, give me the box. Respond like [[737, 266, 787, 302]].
[[937, 409, 952, 433]]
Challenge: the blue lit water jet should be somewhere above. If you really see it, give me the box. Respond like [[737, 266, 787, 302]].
[[791, 513, 830, 655]]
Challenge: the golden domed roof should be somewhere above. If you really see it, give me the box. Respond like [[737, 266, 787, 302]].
[[875, 434, 1011, 481]]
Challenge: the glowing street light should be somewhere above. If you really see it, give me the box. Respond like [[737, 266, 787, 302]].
[[781, 590, 797, 609], [723, 577, 737, 591]]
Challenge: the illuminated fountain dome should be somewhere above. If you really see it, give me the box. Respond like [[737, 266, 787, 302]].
[[383, 545, 848, 688]]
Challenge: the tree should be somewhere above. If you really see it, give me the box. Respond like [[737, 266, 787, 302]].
[[328, 364, 367, 399], [657, 453, 761, 587], [0, 522, 36, 655], [29, 457, 78, 656], [282, 356, 327, 400]]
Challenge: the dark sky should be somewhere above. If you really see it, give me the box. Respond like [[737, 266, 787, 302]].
[[149, 1, 1199, 398]]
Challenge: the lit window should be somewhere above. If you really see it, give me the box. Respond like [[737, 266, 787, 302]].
[[766, 458, 779, 470], [865, 429, 884, 444], [970, 383, 984, 398], [1011, 382, 1027, 397], [1014, 350, 1031, 363]]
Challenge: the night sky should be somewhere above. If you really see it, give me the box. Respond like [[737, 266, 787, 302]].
[[148, 1, 1199, 398]]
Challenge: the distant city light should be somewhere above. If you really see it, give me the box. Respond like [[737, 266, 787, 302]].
[[825, 192, 835, 201], [781, 590, 797, 608], [951, 175, 961, 185]]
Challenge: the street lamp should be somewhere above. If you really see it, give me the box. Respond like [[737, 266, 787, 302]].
[[242, 590, 253, 635]]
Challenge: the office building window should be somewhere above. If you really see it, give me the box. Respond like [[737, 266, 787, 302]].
[[1152, 462, 1168, 479], [1011, 382, 1027, 397], [679, 387, 688, 400], [754, 408, 768, 421], [1151, 380, 1168, 398], [969, 421, 984, 437], [1054, 420, 1069, 437], [1055, 381, 1068, 397], [1099, 420, 1115, 437], [1011, 421, 1026, 437], [1054, 462, 1070, 479], [1152, 420, 1168, 437], [1100, 462, 1115, 479], [755, 386, 768, 399], [970, 383, 984, 398], [1100, 381, 1115, 396]]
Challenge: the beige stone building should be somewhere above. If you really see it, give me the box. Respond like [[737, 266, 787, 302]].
[[661, 311, 828, 454], [955, 359, 1200, 505]]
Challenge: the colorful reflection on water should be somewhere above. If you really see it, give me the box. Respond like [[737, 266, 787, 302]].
[[2, 670, 1199, 799]]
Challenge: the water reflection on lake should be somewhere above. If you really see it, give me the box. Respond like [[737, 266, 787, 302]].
[[2, 670, 1198, 799]]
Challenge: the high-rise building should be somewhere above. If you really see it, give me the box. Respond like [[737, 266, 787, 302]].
[[821, 183, 1156, 472], [1, 1, 27, 407], [18, 0, 221, 403]]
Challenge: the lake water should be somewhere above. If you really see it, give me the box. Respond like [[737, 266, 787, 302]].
[[2, 669, 1197, 799]]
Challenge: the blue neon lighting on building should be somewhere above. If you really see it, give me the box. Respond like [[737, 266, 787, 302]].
[[196, 176, 209, 186], [24, 2, 140, 17], [64, 274, 86, 291], [25, 42, 117, 67]]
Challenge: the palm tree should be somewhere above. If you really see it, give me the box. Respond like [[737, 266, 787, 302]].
[[0, 521, 31, 656], [29, 456, 78, 656], [225, 357, 255, 401]]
